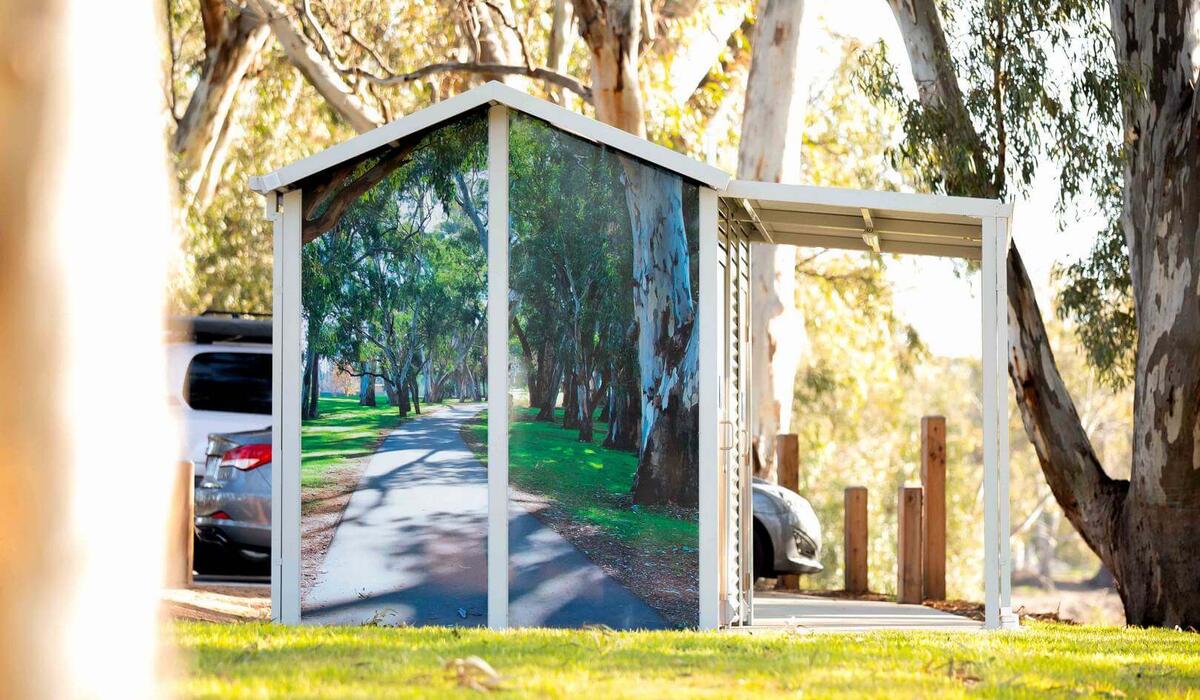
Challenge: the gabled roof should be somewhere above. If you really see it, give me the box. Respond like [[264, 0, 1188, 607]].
[[249, 81, 732, 194]]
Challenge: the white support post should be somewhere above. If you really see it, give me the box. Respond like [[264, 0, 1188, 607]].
[[995, 216, 1019, 630], [269, 193, 283, 621], [278, 189, 303, 624], [486, 104, 510, 630], [698, 187, 719, 630], [981, 215, 1001, 630]]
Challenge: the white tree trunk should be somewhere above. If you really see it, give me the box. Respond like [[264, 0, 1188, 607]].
[[0, 0, 175, 696], [546, 0, 576, 103], [737, 0, 808, 481], [575, 0, 646, 134], [625, 161, 700, 506], [458, 0, 530, 91], [173, 1, 268, 204]]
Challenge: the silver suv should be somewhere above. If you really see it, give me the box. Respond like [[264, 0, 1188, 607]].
[[194, 428, 271, 564], [167, 315, 271, 484]]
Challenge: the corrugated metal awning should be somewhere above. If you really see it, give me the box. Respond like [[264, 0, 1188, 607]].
[[721, 181, 1009, 260]]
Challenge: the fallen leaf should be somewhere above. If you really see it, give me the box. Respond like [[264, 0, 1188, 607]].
[[445, 656, 502, 692]]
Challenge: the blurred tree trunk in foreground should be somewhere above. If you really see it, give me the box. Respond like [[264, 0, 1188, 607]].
[[1, 0, 177, 697]]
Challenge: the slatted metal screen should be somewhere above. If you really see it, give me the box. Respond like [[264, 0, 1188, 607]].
[[717, 200, 754, 626]]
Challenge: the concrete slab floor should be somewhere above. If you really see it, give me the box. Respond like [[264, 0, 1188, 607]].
[[738, 592, 984, 633]]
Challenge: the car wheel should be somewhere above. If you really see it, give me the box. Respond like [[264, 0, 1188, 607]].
[[752, 519, 773, 580]]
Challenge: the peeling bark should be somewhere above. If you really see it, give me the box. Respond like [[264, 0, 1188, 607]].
[[625, 163, 699, 507], [574, 0, 646, 134], [546, 0, 576, 103], [889, 0, 1200, 627], [1106, 0, 1200, 627]]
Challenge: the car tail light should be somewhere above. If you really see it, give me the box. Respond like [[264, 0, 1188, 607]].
[[219, 444, 271, 471], [210, 511, 232, 520]]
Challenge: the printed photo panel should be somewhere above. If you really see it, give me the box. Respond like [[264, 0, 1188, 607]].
[[507, 113, 701, 629], [298, 111, 489, 626]]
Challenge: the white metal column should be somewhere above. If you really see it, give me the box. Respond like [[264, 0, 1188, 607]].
[[994, 216, 1018, 629], [269, 193, 282, 621], [699, 188, 719, 630], [981, 213, 1018, 630], [275, 188, 303, 624], [486, 104, 510, 630], [981, 215, 1000, 630]]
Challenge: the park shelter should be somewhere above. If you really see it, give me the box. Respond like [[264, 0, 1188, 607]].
[[252, 81, 1018, 631]]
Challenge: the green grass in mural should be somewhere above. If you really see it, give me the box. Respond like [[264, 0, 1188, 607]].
[[175, 620, 1200, 698], [466, 407, 697, 553], [300, 396, 440, 490]]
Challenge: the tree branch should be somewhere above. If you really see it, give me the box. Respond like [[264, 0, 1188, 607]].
[[365, 61, 592, 102]]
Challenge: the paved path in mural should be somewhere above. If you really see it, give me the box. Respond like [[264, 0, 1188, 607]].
[[303, 402, 665, 629]]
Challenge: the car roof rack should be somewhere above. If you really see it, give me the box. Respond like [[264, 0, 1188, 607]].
[[168, 316, 272, 345]]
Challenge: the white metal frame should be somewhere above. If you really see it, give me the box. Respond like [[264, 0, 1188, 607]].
[[250, 82, 730, 197], [698, 188, 719, 630], [270, 189, 303, 624], [715, 185, 1017, 631], [261, 84, 1018, 632], [486, 105, 510, 630]]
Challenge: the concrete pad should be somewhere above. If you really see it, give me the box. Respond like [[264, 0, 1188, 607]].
[[743, 592, 983, 633]]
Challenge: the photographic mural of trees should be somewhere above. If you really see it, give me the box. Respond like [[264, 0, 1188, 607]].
[[301, 112, 489, 418], [509, 114, 701, 509]]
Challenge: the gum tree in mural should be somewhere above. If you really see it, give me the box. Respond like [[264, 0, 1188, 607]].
[[301, 116, 488, 416], [507, 116, 698, 506], [510, 119, 630, 444], [623, 163, 700, 507]]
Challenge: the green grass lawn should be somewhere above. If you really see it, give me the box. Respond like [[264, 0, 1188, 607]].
[[174, 620, 1200, 698], [301, 396, 440, 490], [465, 407, 698, 554]]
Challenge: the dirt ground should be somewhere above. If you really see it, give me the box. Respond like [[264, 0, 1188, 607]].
[[163, 584, 270, 623], [1010, 585, 1125, 626], [299, 462, 370, 598], [511, 488, 699, 629], [760, 584, 1126, 626]]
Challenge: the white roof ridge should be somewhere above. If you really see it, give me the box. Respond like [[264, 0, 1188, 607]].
[[250, 81, 732, 194]]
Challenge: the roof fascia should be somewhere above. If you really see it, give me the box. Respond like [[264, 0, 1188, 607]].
[[250, 82, 732, 194], [723, 180, 1009, 219]]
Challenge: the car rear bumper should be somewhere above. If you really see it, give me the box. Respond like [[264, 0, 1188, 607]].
[[195, 518, 271, 550], [194, 475, 270, 552]]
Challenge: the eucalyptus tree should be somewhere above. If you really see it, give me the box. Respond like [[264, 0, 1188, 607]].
[[872, 0, 1199, 626], [172, 0, 807, 508], [509, 117, 630, 443]]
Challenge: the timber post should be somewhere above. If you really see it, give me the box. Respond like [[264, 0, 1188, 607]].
[[776, 433, 800, 591], [844, 486, 868, 594], [168, 460, 194, 588], [897, 484, 923, 604], [921, 416, 947, 600]]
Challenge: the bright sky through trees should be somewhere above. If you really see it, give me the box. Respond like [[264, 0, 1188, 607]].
[[802, 1, 1104, 358]]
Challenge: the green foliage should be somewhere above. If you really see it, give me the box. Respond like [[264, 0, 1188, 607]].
[[300, 396, 422, 490], [175, 620, 1200, 697], [302, 113, 489, 410], [1054, 219, 1136, 389], [486, 408, 698, 552], [857, 0, 1134, 384]]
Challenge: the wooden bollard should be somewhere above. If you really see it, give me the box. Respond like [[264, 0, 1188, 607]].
[[921, 416, 947, 600], [166, 460, 194, 587], [844, 487, 868, 594], [897, 485, 924, 604], [776, 434, 801, 591]]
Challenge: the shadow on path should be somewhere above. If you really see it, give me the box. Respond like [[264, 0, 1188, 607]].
[[302, 403, 665, 629]]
